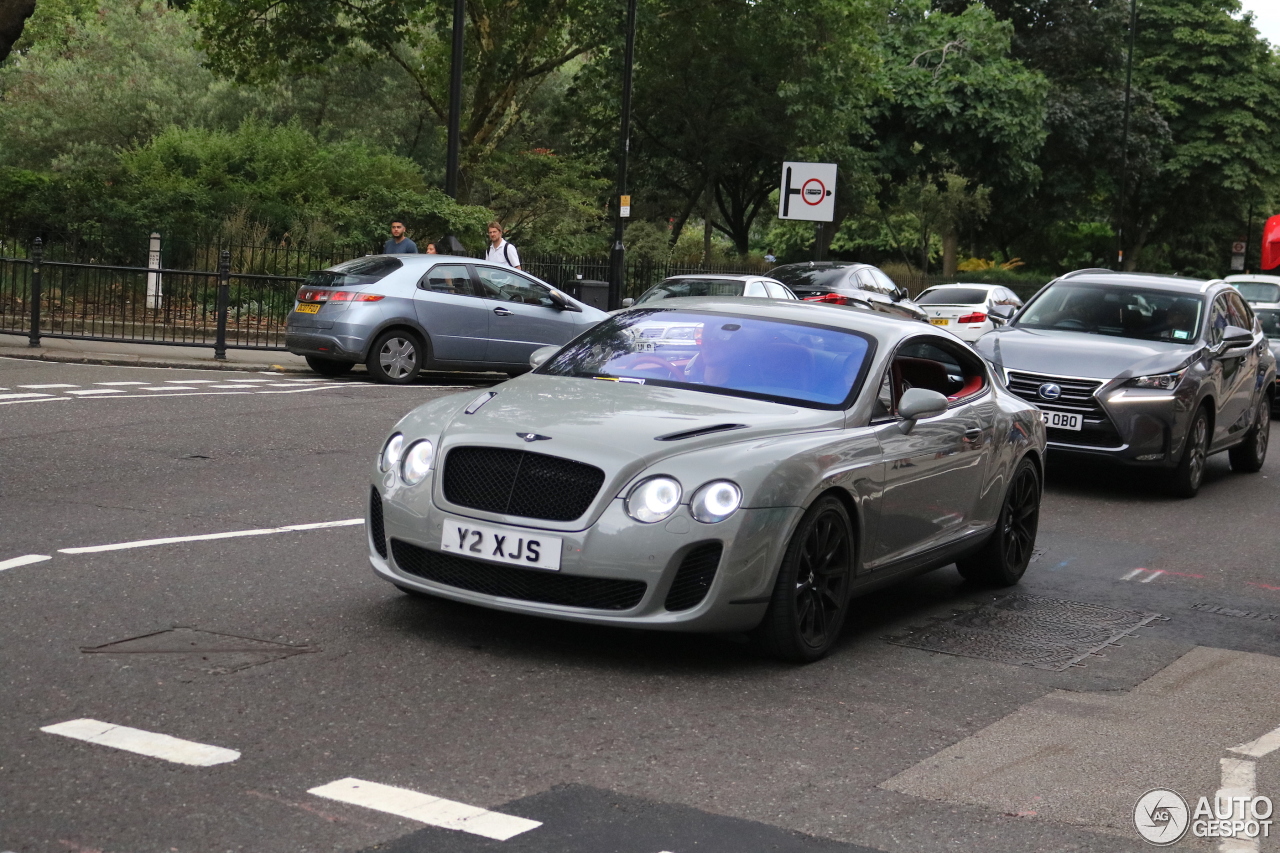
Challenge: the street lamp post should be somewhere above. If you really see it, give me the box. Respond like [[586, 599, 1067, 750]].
[[443, 0, 466, 255], [608, 0, 639, 311], [1116, 0, 1138, 270]]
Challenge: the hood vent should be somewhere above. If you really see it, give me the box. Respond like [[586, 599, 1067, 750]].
[[655, 423, 748, 442]]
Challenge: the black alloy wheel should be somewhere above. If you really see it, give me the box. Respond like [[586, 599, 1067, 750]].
[[956, 457, 1041, 586], [367, 330, 425, 385], [1229, 394, 1271, 473], [1169, 407, 1210, 498], [304, 355, 356, 377], [752, 495, 854, 663]]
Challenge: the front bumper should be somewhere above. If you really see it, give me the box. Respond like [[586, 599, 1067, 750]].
[[1043, 386, 1195, 467], [368, 480, 799, 633]]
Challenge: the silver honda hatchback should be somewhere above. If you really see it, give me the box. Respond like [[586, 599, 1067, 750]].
[[285, 255, 609, 383]]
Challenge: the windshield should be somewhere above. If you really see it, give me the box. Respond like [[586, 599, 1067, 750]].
[[637, 278, 746, 302], [1233, 282, 1280, 304], [769, 267, 850, 290], [1256, 308, 1280, 340], [538, 309, 874, 409], [306, 256, 403, 288], [1015, 283, 1203, 342], [916, 287, 991, 305]]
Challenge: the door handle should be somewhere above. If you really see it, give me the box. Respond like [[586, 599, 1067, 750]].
[[963, 428, 983, 441], [493, 307, 513, 316]]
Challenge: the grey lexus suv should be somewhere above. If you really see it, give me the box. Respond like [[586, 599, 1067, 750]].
[[285, 255, 608, 383], [976, 270, 1275, 497]]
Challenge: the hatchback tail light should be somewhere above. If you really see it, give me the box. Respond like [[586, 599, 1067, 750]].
[[957, 312, 987, 324], [294, 288, 384, 303], [803, 293, 851, 305]]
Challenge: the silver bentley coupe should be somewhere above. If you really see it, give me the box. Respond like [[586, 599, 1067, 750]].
[[367, 299, 1047, 662]]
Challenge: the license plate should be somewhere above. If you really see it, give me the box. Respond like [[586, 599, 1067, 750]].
[[635, 341, 655, 352], [440, 518, 562, 571], [296, 303, 321, 314], [930, 317, 949, 325], [1044, 410, 1083, 431]]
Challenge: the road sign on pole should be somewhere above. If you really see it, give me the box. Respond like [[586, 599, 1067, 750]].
[[778, 162, 836, 223]]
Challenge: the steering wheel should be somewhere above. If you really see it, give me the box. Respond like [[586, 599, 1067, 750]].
[[624, 355, 684, 382]]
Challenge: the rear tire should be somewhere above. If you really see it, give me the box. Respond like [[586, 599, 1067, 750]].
[[956, 457, 1041, 586], [1168, 406, 1210, 498], [304, 355, 355, 377], [1228, 395, 1270, 473], [366, 330, 425, 385], [750, 495, 854, 663]]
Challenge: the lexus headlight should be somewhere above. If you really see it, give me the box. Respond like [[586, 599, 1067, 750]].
[[380, 433, 404, 472], [690, 480, 742, 524], [1125, 369, 1186, 390], [400, 440, 434, 485], [625, 476, 682, 523]]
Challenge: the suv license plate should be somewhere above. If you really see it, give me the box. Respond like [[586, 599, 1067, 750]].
[[1045, 411, 1083, 431], [440, 518, 562, 570]]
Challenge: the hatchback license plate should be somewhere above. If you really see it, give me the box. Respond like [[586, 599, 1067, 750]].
[[930, 317, 949, 325], [1045, 411, 1083, 431], [296, 303, 321, 314], [440, 518, 562, 571]]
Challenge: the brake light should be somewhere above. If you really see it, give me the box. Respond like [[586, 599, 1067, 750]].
[[957, 312, 987, 324], [803, 293, 851, 305], [328, 291, 385, 302]]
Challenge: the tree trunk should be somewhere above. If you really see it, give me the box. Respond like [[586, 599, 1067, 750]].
[[0, 0, 37, 63], [942, 227, 959, 277]]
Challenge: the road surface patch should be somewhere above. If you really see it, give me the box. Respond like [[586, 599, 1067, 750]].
[[309, 778, 541, 841], [41, 719, 239, 766], [57, 518, 363, 554]]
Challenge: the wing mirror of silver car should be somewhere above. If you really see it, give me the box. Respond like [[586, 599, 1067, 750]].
[[989, 304, 1017, 324], [622, 297, 634, 308], [897, 388, 949, 434], [529, 344, 560, 369], [548, 289, 580, 312], [1221, 326, 1254, 349]]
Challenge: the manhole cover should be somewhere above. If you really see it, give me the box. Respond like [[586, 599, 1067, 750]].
[[82, 627, 317, 674], [884, 594, 1164, 671]]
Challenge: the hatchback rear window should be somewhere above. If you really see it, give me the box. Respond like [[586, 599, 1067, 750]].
[[770, 268, 850, 290], [637, 279, 746, 302], [305, 256, 403, 288], [1234, 282, 1280, 303], [916, 287, 990, 305]]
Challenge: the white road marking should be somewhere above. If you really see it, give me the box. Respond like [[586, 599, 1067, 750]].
[[207, 384, 255, 389], [18, 384, 77, 389], [222, 379, 270, 383], [41, 719, 239, 766], [166, 379, 216, 384], [137, 386, 195, 391], [0, 554, 51, 572], [308, 778, 541, 841], [65, 389, 127, 396], [1120, 568, 1146, 581], [94, 381, 148, 386], [1230, 724, 1280, 759], [1217, 757, 1259, 853], [58, 518, 364, 554], [285, 378, 329, 383], [0, 396, 70, 407], [1139, 570, 1164, 583], [0, 392, 53, 400]]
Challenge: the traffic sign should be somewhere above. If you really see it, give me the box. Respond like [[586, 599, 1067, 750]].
[[778, 162, 836, 222]]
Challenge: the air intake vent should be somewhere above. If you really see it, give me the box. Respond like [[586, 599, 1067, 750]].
[[655, 424, 747, 441], [391, 539, 646, 611], [369, 487, 387, 558], [442, 447, 605, 522], [664, 542, 723, 611]]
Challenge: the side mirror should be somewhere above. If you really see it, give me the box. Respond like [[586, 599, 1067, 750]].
[[548, 289, 580, 312], [897, 388, 949, 434], [621, 297, 634, 308], [1222, 325, 1254, 349], [529, 345, 559, 369], [989, 304, 1016, 323]]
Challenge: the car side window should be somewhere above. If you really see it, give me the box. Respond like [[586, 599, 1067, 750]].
[[1227, 292, 1254, 329], [765, 281, 791, 299], [475, 266, 556, 307], [744, 280, 766, 297], [871, 269, 900, 296], [891, 338, 988, 403], [854, 270, 880, 292], [871, 369, 896, 421], [1208, 296, 1230, 344], [418, 264, 474, 296]]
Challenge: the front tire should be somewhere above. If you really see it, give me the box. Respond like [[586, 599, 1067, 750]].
[[1168, 406, 1210, 498], [1228, 395, 1270, 473], [366, 330, 425, 385], [304, 355, 355, 377], [956, 457, 1041, 586], [751, 495, 855, 663]]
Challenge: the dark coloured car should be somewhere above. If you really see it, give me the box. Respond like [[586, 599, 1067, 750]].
[[976, 270, 1276, 497], [768, 261, 927, 322]]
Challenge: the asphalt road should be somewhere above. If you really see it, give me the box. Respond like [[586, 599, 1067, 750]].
[[2, 356, 1278, 853]]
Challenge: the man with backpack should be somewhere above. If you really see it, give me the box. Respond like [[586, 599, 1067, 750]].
[[485, 221, 521, 269]]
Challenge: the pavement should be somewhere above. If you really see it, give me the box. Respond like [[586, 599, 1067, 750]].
[[0, 332, 314, 372]]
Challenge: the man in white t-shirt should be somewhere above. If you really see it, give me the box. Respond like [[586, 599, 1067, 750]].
[[484, 221, 521, 269]]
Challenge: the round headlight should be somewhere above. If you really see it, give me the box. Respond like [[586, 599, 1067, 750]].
[[400, 440, 434, 485], [380, 433, 404, 472], [690, 480, 742, 523], [625, 476, 682, 523]]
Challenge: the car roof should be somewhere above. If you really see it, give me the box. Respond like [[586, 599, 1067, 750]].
[[628, 296, 942, 346], [1052, 270, 1225, 296], [922, 282, 1000, 289], [768, 261, 861, 273], [1225, 274, 1280, 284], [660, 274, 771, 283]]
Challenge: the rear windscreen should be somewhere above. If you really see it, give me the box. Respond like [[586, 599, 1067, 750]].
[[305, 256, 403, 288], [916, 287, 990, 305], [637, 279, 746, 302], [1234, 282, 1280, 303], [770, 268, 850, 290]]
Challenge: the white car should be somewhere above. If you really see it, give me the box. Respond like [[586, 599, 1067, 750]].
[[915, 283, 1024, 341], [1225, 274, 1280, 305]]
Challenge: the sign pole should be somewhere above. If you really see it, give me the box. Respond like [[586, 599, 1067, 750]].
[[608, 0, 639, 311]]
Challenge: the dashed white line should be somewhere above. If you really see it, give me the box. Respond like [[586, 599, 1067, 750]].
[[1230, 724, 1280, 759], [42, 719, 239, 766], [0, 392, 53, 401], [222, 379, 271, 383], [166, 379, 216, 384], [1120, 568, 1146, 581], [94, 381, 148, 386], [1217, 757, 1259, 853], [66, 389, 127, 396], [17, 384, 77, 389], [0, 554, 51, 572], [0, 396, 70, 407], [308, 778, 541, 841], [58, 518, 364, 554], [137, 386, 195, 391], [1139, 570, 1164, 583]]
